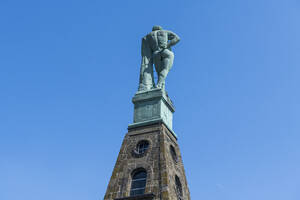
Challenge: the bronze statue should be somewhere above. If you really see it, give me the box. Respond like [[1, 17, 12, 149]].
[[138, 26, 180, 91]]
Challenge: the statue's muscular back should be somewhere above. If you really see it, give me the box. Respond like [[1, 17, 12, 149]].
[[147, 30, 168, 52]]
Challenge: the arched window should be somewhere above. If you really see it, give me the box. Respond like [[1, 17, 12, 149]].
[[130, 169, 147, 196], [175, 175, 183, 199]]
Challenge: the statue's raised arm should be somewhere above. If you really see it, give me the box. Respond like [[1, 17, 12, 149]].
[[167, 31, 180, 49], [138, 26, 180, 92]]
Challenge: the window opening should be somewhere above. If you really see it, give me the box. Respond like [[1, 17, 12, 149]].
[[175, 175, 183, 199], [170, 145, 178, 162], [136, 140, 149, 155], [130, 169, 147, 196]]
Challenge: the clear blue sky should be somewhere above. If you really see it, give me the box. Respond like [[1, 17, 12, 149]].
[[1, 0, 299, 199]]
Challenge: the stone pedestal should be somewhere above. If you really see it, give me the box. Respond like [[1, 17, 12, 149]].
[[128, 88, 176, 138]]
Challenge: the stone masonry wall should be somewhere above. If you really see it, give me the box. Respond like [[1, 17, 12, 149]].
[[104, 123, 190, 200]]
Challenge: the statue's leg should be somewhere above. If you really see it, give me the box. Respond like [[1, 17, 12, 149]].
[[153, 52, 162, 88], [156, 49, 174, 89]]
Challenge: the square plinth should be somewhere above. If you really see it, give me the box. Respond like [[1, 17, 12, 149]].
[[128, 88, 175, 131]]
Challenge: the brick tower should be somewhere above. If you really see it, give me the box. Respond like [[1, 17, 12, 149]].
[[104, 88, 191, 200]]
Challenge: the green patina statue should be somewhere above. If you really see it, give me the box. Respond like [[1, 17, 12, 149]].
[[138, 26, 180, 91]]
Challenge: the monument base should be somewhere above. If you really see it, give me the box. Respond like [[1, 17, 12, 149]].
[[129, 88, 175, 133]]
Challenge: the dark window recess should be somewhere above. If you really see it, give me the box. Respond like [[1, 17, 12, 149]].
[[170, 145, 178, 162], [136, 140, 149, 155], [130, 170, 147, 196], [175, 175, 183, 199]]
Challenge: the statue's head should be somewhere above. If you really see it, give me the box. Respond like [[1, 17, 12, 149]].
[[152, 25, 163, 31]]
